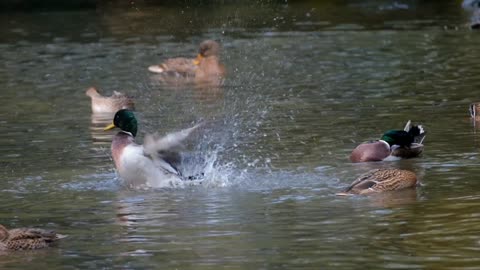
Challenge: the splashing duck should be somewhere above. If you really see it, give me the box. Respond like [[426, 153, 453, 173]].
[[0, 224, 66, 251], [86, 87, 135, 114], [148, 40, 225, 83], [336, 169, 418, 195], [350, 121, 426, 163], [104, 109, 203, 188], [462, 0, 480, 29]]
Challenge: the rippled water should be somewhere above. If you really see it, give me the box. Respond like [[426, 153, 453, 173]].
[[1, 1, 480, 269]]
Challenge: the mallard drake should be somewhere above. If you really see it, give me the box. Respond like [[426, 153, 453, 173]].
[[0, 224, 66, 251], [148, 40, 225, 83], [85, 87, 135, 114], [350, 120, 425, 163], [104, 109, 203, 188], [336, 169, 417, 195]]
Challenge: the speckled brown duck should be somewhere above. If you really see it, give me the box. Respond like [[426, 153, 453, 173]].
[[350, 121, 425, 163], [148, 40, 225, 83], [0, 224, 66, 251], [85, 87, 135, 114], [336, 169, 418, 196]]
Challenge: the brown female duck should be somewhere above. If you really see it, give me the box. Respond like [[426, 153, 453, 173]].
[[337, 169, 418, 195], [148, 40, 225, 83], [0, 224, 66, 250], [85, 87, 135, 114]]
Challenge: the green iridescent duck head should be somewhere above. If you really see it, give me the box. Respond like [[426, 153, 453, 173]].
[[381, 130, 410, 147], [381, 124, 424, 147], [104, 109, 138, 137]]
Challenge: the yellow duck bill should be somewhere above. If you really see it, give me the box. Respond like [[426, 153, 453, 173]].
[[104, 123, 116, 131]]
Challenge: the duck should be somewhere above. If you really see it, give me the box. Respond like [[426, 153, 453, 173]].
[[350, 120, 425, 163], [148, 40, 226, 83], [104, 109, 203, 188], [0, 224, 66, 251], [463, 0, 480, 9], [470, 103, 480, 119], [462, 0, 480, 29], [470, 10, 480, 29], [336, 169, 417, 195], [85, 87, 135, 114]]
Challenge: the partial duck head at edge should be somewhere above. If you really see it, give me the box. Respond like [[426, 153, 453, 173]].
[[470, 103, 480, 118], [104, 109, 138, 137]]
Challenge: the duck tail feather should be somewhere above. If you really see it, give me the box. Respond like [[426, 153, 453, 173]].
[[406, 124, 426, 144], [403, 120, 412, 131]]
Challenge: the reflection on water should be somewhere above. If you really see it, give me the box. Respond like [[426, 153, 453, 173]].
[[90, 113, 116, 145], [1, 0, 480, 269]]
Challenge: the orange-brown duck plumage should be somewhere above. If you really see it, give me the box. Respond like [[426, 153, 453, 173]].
[[337, 169, 418, 195], [148, 40, 225, 83]]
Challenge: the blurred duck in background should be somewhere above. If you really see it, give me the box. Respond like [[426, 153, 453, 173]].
[[148, 40, 225, 85], [85, 87, 135, 114], [86, 87, 135, 144]]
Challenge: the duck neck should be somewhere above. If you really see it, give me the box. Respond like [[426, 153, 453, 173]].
[[378, 139, 391, 150], [111, 132, 135, 170], [197, 56, 223, 77]]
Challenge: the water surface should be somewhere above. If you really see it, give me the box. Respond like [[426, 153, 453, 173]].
[[1, 1, 480, 269]]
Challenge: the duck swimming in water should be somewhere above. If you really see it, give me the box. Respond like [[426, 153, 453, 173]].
[[148, 40, 225, 84], [86, 87, 135, 114], [350, 121, 425, 163], [336, 169, 418, 195], [104, 109, 203, 188], [0, 224, 66, 251]]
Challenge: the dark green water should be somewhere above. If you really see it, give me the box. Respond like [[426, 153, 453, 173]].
[[1, 1, 480, 269]]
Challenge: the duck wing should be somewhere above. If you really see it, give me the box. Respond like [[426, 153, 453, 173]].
[[343, 169, 380, 193], [149, 57, 197, 76], [164, 58, 197, 74], [8, 228, 60, 240], [5, 228, 65, 250], [143, 123, 203, 175], [144, 123, 203, 154]]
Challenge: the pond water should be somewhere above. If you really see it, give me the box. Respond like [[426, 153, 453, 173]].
[[1, 0, 480, 269]]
